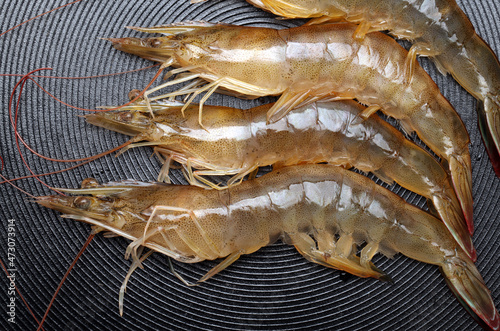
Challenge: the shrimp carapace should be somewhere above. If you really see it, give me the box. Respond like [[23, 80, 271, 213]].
[[87, 99, 475, 259], [238, 0, 500, 177], [107, 22, 473, 232], [37, 164, 499, 329]]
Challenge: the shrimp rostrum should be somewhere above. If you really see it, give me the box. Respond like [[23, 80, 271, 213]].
[[37, 164, 499, 329], [87, 99, 475, 260], [107, 22, 472, 234], [235, 0, 500, 177]]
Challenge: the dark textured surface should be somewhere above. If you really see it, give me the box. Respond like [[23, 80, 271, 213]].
[[0, 0, 499, 330]]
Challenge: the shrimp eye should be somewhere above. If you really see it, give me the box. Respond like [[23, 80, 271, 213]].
[[128, 89, 143, 102], [150, 39, 162, 48], [120, 112, 133, 122], [73, 197, 91, 210], [81, 178, 99, 189]]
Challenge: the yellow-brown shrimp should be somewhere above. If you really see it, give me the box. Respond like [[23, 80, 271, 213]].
[[36, 164, 499, 330], [87, 99, 475, 259], [107, 22, 472, 235], [235, 0, 500, 177], [2, 1, 498, 329]]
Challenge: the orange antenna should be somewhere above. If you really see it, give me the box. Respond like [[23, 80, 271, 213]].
[[6, 67, 137, 193], [37, 233, 96, 331], [0, 173, 36, 198], [23, 65, 165, 112], [0, 63, 158, 80], [7, 69, 63, 193], [0, 258, 46, 331], [0, 0, 85, 38]]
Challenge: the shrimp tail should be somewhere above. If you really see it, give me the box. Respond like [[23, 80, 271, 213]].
[[441, 256, 500, 330], [448, 153, 474, 234], [478, 97, 500, 177], [432, 194, 476, 262]]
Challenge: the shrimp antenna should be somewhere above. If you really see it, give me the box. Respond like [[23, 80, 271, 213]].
[[0, 258, 46, 331], [0, 63, 159, 80], [2, 63, 163, 330], [0, 173, 36, 198], [2, 168, 95, 331], [2, 63, 159, 183], [8, 68, 63, 194], [0, 0, 85, 38], [0, 160, 92, 185], [5, 68, 138, 191], [17, 64, 164, 113], [36, 233, 96, 331], [1, 170, 95, 331]]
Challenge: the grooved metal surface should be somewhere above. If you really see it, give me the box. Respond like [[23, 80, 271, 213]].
[[0, 0, 499, 330]]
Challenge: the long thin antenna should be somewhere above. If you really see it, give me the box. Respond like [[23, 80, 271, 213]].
[[0, 0, 85, 38]]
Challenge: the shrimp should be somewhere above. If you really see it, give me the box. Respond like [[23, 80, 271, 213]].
[[87, 99, 475, 259], [36, 164, 499, 330], [107, 22, 473, 234], [234, 0, 500, 177], [2, 1, 498, 329]]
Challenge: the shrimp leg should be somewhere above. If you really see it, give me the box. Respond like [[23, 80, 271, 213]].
[[181, 77, 226, 129], [359, 105, 382, 120], [198, 250, 244, 283], [155, 152, 173, 183], [288, 232, 391, 281], [226, 164, 260, 187], [257, 0, 346, 20], [119, 248, 153, 316], [155, 148, 226, 187], [183, 158, 240, 189], [168, 258, 199, 287], [116, 141, 165, 157], [143, 71, 201, 117], [267, 89, 354, 123], [256, 0, 313, 18], [352, 21, 372, 41], [404, 44, 440, 84], [156, 148, 260, 190]]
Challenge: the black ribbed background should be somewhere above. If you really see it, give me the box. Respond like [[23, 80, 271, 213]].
[[0, 1, 499, 330]]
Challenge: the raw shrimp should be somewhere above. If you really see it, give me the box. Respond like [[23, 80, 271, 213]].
[[232, 0, 500, 177], [87, 99, 475, 258], [107, 22, 472, 233], [2, 1, 498, 330], [36, 164, 499, 330]]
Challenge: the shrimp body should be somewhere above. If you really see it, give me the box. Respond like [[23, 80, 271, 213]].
[[87, 99, 474, 258], [244, 0, 500, 176], [108, 22, 472, 227], [37, 164, 499, 330]]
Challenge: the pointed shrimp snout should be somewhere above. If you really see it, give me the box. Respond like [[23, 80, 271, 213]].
[[36, 195, 81, 214], [36, 194, 116, 227], [106, 37, 176, 63], [86, 111, 153, 137]]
